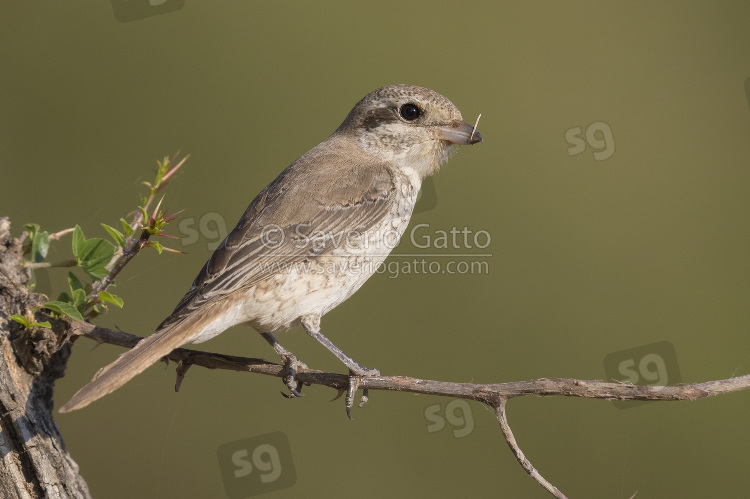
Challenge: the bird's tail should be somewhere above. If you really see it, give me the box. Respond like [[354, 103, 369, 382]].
[[59, 314, 205, 413]]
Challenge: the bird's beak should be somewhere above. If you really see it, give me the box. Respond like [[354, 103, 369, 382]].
[[437, 121, 483, 145]]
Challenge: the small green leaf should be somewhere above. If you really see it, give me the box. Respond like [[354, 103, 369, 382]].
[[24, 223, 40, 238], [148, 240, 163, 254], [57, 291, 72, 303], [98, 291, 124, 308], [101, 223, 126, 247], [68, 272, 85, 293], [44, 300, 85, 321], [11, 312, 51, 329], [78, 238, 116, 280], [137, 206, 149, 222], [72, 288, 86, 311], [30, 230, 50, 263], [24, 223, 49, 263], [120, 218, 134, 236], [72, 225, 85, 259], [10, 314, 30, 328], [85, 266, 111, 280], [70, 225, 116, 279], [23, 224, 40, 254]]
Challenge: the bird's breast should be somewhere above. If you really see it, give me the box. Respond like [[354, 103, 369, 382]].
[[237, 169, 422, 333]]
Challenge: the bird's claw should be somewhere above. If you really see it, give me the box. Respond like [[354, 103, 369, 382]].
[[279, 353, 308, 398], [345, 365, 380, 419]]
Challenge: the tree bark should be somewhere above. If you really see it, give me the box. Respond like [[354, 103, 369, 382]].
[[0, 217, 90, 499]]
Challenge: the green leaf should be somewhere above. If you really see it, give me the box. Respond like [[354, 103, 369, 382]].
[[71, 225, 85, 260], [9, 315, 51, 329], [10, 314, 30, 328], [148, 240, 163, 254], [44, 300, 85, 321], [137, 206, 149, 223], [24, 224, 49, 263], [23, 224, 40, 254], [70, 225, 116, 279], [72, 288, 86, 311], [78, 238, 116, 280], [155, 156, 169, 185], [57, 292, 71, 303], [98, 291, 124, 308], [68, 272, 85, 293], [120, 218, 134, 236], [101, 223, 126, 247], [30, 230, 50, 263], [24, 223, 40, 238]]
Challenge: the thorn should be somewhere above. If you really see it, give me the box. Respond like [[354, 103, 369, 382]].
[[330, 389, 346, 402], [175, 360, 192, 392], [470, 113, 482, 142], [151, 195, 165, 221], [158, 246, 187, 254], [89, 338, 106, 351]]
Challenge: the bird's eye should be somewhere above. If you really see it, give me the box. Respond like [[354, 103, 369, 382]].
[[399, 103, 421, 121]]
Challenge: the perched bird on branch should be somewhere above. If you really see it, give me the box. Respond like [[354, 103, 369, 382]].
[[61, 84, 482, 415]]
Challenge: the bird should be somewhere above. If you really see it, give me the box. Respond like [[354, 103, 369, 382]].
[[60, 84, 482, 414]]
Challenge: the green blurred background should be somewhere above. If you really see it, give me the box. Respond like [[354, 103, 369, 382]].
[[3, 2, 750, 498]]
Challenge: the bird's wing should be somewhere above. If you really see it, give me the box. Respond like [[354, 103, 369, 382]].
[[159, 154, 397, 331], [59, 150, 396, 413]]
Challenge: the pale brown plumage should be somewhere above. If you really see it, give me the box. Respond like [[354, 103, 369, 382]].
[[60, 84, 482, 413]]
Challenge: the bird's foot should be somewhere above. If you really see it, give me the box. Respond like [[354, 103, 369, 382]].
[[345, 365, 380, 419], [279, 353, 308, 398]]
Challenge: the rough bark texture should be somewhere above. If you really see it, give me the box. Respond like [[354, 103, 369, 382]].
[[0, 218, 91, 499]]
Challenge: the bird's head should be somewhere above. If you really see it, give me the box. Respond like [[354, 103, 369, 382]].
[[335, 84, 482, 179]]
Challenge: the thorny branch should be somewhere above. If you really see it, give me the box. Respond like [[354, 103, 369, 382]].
[[65, 319, 750, 499], [88, 152, 188, 303]]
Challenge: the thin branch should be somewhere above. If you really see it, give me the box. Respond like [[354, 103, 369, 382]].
[[495, 398, 567, 499], [63, 319, 750, 498], [22, 259, 77, 270], [88, 153, 189, 301], [49, 228, 75, 241], [87, 228, 150, 301]]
